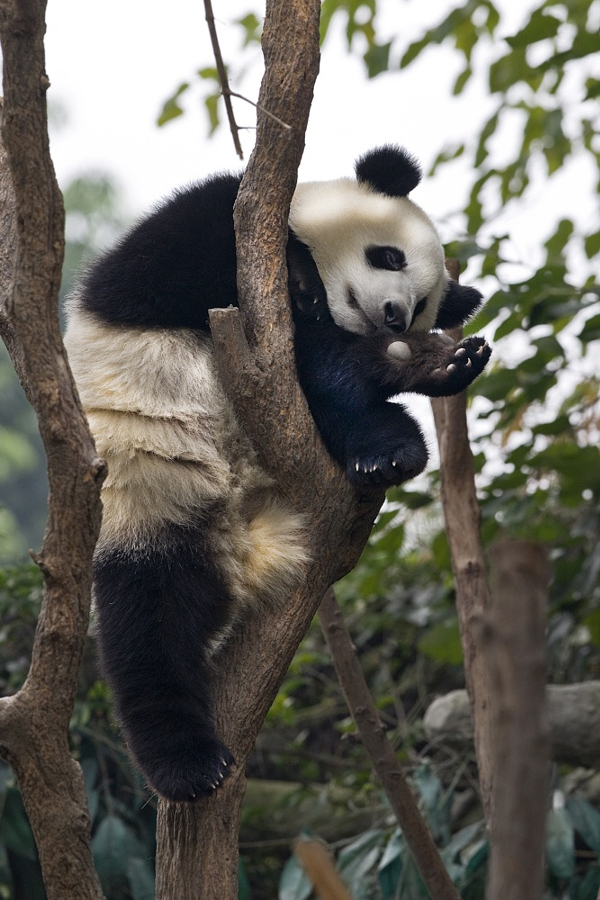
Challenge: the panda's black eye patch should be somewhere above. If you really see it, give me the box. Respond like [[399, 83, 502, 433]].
[[366, 245, 407, 272]]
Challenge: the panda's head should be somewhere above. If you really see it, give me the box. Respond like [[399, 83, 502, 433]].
[[288, 145, 482, 336]]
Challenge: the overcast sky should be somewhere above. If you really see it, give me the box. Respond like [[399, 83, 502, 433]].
[[42, 1, 495, 215], [39, 0, 598, 287]]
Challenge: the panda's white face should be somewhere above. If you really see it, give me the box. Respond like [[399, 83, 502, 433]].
[[289, 178, 448, 336]]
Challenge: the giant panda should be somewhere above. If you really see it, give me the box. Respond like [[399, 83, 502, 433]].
[[64, 145, 490, 802]]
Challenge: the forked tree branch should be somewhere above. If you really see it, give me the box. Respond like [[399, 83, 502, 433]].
[[0, 1, 105, 898], [155, 3, 383, 897]]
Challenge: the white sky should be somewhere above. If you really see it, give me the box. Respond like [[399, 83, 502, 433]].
[[39, 0, 598, 277], [41, 1, 507, 216]]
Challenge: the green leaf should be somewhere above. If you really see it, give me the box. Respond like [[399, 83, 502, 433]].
[[579, 313, 600, 344], [546, 807, 575, 879], [278, 854, 312, 900], [566, 797, 600, 854], [337, 829, 384, 900], [238, 857, 251, 900], [92, 815, 145, 896], [576, 865, 600, 899], [157, 82, 190, 127], [204, 93, 221, 135], [236, 13, 262, 46], [489, 47, 527, 93], [365, 41, 391, 78], [453, 65, 472, 95], [418, 618, 463, 665], [584, 231, 600, 259], [0, 788, 37, 860], [506, 11, 561, 48], [127, 857, 155, 900], [378, 830, 403, 899]]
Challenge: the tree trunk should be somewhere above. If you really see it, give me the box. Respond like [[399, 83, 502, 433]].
[[0, 1, 105, 897], [155, 2, 384, 896]]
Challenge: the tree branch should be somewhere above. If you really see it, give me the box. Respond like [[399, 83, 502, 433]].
[[0, 1, 105, 897], [430, 260, 495, 826], [155, 3, 383, 896], [203, 0, 243, 159], [486, 541, 550, 900], [318, 590, 462, 900]]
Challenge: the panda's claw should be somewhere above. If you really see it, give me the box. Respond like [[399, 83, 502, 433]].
[[455, 348, 467, 358], [447, 363, 457, 373], [142, 735, 235, 803]]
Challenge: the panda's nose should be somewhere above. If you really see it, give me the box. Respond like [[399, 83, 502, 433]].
[[384, 301, 408, 333]]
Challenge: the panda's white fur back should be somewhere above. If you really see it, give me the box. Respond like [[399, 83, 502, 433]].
[[63, 299, 309, 615]]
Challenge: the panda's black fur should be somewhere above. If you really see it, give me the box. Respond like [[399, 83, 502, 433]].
[[64, 146, 490, 802]]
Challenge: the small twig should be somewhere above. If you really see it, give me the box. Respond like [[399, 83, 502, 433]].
[[318, 589, 462, 900], [203, 0, 243, 158], [225, 89, 292, 131]]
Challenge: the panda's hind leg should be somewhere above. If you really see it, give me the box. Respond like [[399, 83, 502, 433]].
[[93, 526, 235, 802]]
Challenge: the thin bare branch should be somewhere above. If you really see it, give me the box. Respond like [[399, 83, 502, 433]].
[[226, 89, 292, 131], [203, 0, 243, 158], [318, 589, 462, 900]]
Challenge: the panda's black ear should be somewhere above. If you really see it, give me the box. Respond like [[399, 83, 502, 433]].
[[355, 145, 422, 197], [286, 230, 329, 321], [435, 280, 484, 330]]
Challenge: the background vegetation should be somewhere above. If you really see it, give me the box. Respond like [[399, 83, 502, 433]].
[[1, 0, 599, 897]]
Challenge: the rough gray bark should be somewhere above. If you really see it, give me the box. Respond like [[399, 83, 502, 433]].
[[0, 1, 105, 897]]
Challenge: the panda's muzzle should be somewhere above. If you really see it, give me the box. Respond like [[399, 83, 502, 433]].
[[383, 301, 409, 334]]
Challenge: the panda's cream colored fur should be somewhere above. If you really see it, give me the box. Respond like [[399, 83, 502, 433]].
[[64, 301, 309, 611]]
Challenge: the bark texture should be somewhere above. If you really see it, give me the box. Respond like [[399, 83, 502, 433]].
[[155, 3, 384, 896], [430, 268, 495, 825], [486, 541, 550, 900], [0, 1, 105, 898]]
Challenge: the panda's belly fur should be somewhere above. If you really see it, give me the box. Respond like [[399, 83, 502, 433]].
[[64, 306, 308, 641]]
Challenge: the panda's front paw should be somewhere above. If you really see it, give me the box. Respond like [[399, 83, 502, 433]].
[[431, 336, 491, 393], [141, 736, 235, 803], [347, 441, 428, 487]]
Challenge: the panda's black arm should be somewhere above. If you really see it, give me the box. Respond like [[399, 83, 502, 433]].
[[293, 318, 429, 485], [293, 319, 490, 486]]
